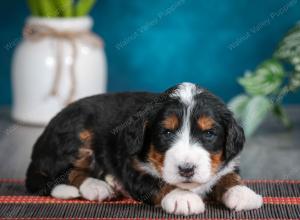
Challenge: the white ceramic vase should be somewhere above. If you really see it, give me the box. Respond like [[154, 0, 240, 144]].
[[12, 16, 107, 125]]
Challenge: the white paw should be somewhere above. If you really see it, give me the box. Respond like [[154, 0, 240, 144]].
[[79, 178, 114, 201], [161, 189, 205, 215], [222, 185, 263, 211], [51, 184, 80, 199]]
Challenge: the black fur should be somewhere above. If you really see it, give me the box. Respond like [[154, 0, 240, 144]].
[[26, 84, 244, 205]]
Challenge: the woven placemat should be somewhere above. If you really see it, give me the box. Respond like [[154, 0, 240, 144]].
[[0, 179, 299, 219]]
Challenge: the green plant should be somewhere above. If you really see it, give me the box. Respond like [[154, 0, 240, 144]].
[[228, 24, 300, 137], [27, 0, 96, 17]]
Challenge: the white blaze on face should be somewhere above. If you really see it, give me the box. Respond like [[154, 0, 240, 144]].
[[163, 83, 211, 187], [170, 82, 201, 106]]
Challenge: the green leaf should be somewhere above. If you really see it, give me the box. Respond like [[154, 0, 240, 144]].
[[53, 0, 73, 17], [227, 94, 250, 120], [39, 0, 59, 17], [74, 0, 96, 16], [242, 96, 272, 137], [238, 59, 285, 96], [289, 71, 300, 91], [27, 0, 40, 16], [272, 104, 292, 129], [274, 24, 300, 61]]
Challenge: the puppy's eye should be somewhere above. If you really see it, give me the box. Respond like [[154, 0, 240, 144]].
[[203, 130, 216, 140], [163, 129, 174, 136]]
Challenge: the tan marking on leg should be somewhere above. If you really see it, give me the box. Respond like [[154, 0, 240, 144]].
[[210, 172, 242, 202], [197, 116, 215, 130], [69, 130, 94, 188], [153, 184, 176, 205], [132, 157, 175, 205], [79, 130, 93, 143]]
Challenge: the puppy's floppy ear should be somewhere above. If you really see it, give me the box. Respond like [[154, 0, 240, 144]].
[[117, 95, 166, 155], [224, 115, 245, 161], [121, 115, 149, 155]]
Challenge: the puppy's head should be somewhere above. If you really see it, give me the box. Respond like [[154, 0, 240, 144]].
[[123, 82, 244, 189]]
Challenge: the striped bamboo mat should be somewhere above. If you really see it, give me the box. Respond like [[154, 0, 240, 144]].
[[0, 179, 299, 219]]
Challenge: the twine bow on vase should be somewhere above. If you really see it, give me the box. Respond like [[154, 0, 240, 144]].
[[23, 24, 103, 104]]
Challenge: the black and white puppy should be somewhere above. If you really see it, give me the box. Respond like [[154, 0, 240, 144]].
[[26, 82, 263, 215]]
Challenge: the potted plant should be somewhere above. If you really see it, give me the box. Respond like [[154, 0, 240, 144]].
[[12, 0, 107, 125], [228, 24, 300, 137]]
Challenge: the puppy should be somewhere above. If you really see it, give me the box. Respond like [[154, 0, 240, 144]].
[[26, 82, 263, 215]]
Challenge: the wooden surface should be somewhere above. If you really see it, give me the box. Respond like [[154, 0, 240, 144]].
[[0, 107, 299, 179]]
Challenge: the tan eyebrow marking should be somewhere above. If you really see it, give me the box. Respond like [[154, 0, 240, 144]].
[[197, 116, 215, 130], [162, 114, 179, 130]]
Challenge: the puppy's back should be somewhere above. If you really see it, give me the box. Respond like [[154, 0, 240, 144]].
[[25, 92, 159, 195]]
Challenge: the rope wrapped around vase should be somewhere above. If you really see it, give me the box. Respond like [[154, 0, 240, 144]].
[[23, 24, 103, 104]]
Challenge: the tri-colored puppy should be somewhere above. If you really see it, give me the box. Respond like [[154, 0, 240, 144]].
[[26, 82, 263, 215]]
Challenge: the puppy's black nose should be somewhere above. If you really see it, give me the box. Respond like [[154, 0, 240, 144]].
[[178, 164, 195, 178]]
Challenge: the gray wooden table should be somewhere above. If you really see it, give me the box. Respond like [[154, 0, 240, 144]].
[[0, 107, 299, 180]]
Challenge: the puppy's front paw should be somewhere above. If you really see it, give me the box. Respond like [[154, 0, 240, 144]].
[[79, 178, 114, 201], [161, 189, 205, 215], [222, 185, 263, 211]]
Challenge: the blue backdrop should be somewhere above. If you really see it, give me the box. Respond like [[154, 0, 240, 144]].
[[1, 0, 300, 106]]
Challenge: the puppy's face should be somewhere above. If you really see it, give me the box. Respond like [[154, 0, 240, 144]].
[[144, 83, 243, 189]]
